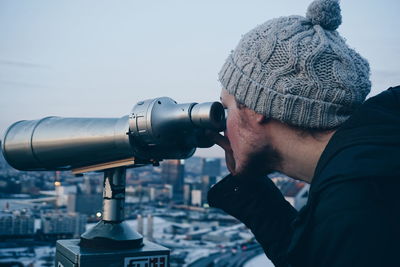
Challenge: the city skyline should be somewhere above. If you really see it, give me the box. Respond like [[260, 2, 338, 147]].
[[1, 0, 399, 158]]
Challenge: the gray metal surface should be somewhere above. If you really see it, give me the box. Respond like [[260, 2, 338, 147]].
[[1, 98, 225, 171], [56, 239, 170, 267], [2, 116, 132, 171], [190, 101, 225, 130], [79, 168, 143, 249], [102, 168, 126, 222]]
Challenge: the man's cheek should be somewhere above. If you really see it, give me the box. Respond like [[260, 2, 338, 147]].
[[225, 121, 235, 141]]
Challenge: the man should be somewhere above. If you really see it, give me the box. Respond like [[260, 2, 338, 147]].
[[207, 0, 400, 266]]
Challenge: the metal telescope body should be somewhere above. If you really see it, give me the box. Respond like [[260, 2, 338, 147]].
[[1, 97, 225, 267], [2, 97, 225, 172]]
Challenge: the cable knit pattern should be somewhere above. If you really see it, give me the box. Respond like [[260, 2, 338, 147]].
[[218, 0, 371, 129]]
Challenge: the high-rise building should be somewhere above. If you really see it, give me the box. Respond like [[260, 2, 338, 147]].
[[147, 214, 154, 241], [183, 184, 192, 205], [83, 173, 102, 194], [202, 158, 221, 177], [191, 190, 202, 207], [184, 156, 203, 175], [137, 214, 144, 235], [67, 192, 102, 217], [201, 175, 217, 204], [41, 212, 87, 238], [66, 174, 102, 217], [56, 184, 77, 207], [161, 160, 185, 203], [0, 210, 35, 237], [149, 184, 172, 202]]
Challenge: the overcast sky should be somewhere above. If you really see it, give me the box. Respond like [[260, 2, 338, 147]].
[[1, 0, 399, 157]]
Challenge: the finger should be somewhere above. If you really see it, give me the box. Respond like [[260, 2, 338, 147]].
[[208, 132, 231, 151]]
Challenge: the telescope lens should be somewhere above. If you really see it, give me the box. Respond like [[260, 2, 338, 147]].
[[210, 102, 225, 127]]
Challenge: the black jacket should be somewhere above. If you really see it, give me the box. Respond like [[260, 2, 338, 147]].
[[208, 86, 400, 266]]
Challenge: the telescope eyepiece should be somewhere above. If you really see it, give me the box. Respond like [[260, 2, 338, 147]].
[[190, 102, 225, 132], [128, 97, 225, 159]]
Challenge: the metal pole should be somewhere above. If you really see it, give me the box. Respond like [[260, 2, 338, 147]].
[[56, 168, 170, 266], [80, 167, 143, 249], [103, 167, 126, 222]]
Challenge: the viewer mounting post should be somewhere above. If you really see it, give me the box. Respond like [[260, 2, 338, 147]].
[[56, 166, 169, 267], [79, 167, 143, 249]]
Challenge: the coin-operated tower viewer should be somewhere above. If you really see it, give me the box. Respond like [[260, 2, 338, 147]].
[[2, 97, 225, 267]]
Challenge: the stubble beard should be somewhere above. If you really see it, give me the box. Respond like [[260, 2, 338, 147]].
[[235, 143, 282, 178]]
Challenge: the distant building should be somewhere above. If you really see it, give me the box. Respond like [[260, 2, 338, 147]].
[[63, 173, 102, 217], [270, 172, 309, 210], [163, 223, 191, 235], [191, 190, 202, 206], [185, 228, 212, 240], [137, 215, 144, 235], [56, 184, 77, 207], [201, 175, 217, 204], [20, 177, 40, 195], [202, 230, 239, 243], [149, 184, 172, 202], [161, 160, 185, 203], [0, 210, 35, 237], [202, 158, 221, 177], [219, 160, 229, 176], [41, 212, 86, 238], [67, 192, 102, 217], [163, 221, 218, 240], [184, 157, 203, 175], [183, 184, 192, 205], [135, 214, 154, 241], [147, 214, 154, 241], [83, 173, 102, 194], [126, 185, 150, 204], [292, 185, 309, 210]]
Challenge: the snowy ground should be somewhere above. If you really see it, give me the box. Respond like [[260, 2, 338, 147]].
[[244, 253, 274, 267], [0, 246, 55, 267]]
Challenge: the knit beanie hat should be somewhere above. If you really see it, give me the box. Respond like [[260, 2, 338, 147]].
[[218, 0, 371, 129]]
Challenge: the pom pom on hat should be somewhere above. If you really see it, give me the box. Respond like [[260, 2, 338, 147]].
[[306, 0, 342, 31]]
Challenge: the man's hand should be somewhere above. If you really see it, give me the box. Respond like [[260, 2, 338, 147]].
[[205, 130, 237, 175], [206, 128, 279, 179]]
